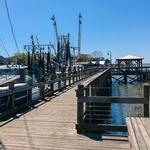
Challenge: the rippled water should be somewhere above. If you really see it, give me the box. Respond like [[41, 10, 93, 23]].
[[111, 81, 148, 125]]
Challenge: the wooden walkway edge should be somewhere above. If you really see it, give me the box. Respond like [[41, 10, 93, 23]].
[[0, 84, 131, 150]]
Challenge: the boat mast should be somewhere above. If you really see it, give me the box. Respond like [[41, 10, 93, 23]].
[[77, 13, 82, 61]]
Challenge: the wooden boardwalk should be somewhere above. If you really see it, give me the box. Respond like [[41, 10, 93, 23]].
[[0, 85, 131, 150]]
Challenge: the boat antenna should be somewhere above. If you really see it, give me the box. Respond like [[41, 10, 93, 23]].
[[77, 13, 82, 61]]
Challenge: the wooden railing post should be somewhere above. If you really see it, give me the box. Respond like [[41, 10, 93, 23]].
[[75, 67, 77, 82], [57, 74, 61, 90], [144, 83, 150, 117], [89, 85, 92, 96], [80, 66, 83, 79], [68, 67, 71, 85], [79, 66, 81, 80], [27, 79, 32, 103], [83, 69, 85, 79], [68, 72, 71, 85], [9, 82, 15, 109], [40, 82, 45, 100], [51, 82, 54, 92], [76, 84, 84, 133], [72, 72, 75, 84], [77, 66, 80, 81], [64, 73, 67, 88], [19, 68, 26, 82], [50, 76, 54, 93]]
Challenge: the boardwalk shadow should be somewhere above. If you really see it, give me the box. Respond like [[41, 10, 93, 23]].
[[82, 132, 102, 141], [0, 84, 77, 127], [81, 132, 128, 142], [0, 140, 7, 150]]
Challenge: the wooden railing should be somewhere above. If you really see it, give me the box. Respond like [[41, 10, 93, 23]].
[[0, 67, 102, 121], [76, 72, 150, 133], [111, 66, 150, 75]]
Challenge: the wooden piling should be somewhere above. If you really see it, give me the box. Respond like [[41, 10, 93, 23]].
[[124, 75, 127, 84]]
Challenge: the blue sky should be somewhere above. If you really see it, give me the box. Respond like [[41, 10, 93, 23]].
[[0, 0, 150, 62]]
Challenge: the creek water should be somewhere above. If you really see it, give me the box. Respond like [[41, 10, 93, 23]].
[[111, 81, 147, 125]]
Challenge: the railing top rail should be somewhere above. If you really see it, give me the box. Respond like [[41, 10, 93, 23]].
[[79, 96, 148, 104], [0, 67, 100, 98], [0, 75, 20, 86], [80, 69, 110, 87], [111, 66, 150, 69]]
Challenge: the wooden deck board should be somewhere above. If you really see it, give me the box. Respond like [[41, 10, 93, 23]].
[[0, 86, 131, 150], [126, 117, 150, 150]]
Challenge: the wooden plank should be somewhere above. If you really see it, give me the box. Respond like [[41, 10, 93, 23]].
[[140, 118, 150, 138], [130, 117, 147, 150], [136, 118, 150, 149], [127, 117, 150, 150], [126, 118, 139, 150]]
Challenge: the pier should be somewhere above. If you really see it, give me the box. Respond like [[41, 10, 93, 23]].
[[1, 1, 150, 149], [0, 69, 132, 150], [111, 55, 150, 84], [1, 68, 150, 149]]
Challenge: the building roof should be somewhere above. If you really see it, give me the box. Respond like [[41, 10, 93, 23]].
[[76, 62, 89, 65], [117, 55, 143, 60], [99, 61, 105, 65], [91, 61, 105, 65], [76, 61, 106, 65]]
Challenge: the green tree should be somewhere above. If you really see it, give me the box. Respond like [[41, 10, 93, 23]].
[[0, 55, 8, 65], [78, 54, 91, 62], [11, 52, 27, 66], [92, 50, 103, 60]]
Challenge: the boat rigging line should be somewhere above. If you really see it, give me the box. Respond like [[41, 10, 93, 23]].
[[4, 0, 20, 54], [0, 38, 10, 58]]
